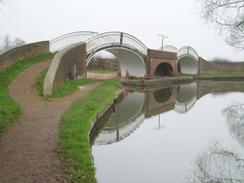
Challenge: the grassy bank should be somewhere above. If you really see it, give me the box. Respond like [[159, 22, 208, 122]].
[[60, 80, 121, 183], [52, 79, 95, 97], [198, 71, 244, 77], [34, 68, 48, 97], [35, 68, 95, 98], [0, 53, 54, 136]]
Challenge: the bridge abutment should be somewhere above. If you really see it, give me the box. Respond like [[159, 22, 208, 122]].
[[147, 49, 177, 77]]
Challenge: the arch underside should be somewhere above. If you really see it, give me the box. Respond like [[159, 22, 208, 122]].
[[155, 62, 174, 77], [87, 47, 146, 77], [178, 56, 198, 74]]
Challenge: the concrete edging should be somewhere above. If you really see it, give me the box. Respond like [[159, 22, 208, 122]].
[[43, 42, 87, 96], [89, 91, 124, 145]]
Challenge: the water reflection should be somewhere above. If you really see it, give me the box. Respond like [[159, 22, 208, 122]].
[[153, 87, 173, 103], [93, 92, 145, 145], [175, 82, 198, 113], [92, 81, 244, 146], [224, 104, 244, 147], [187, 141, 244, 183], [92, 81, 244, 183]]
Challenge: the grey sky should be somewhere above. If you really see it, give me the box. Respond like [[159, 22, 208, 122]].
[[1, 0, 244, 61]]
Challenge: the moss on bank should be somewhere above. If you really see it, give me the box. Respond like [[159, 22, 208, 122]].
[[59, 80, 121, 183], [0, 53, 54, 136]]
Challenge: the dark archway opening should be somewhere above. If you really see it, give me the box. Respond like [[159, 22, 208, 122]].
[[155, 62, 174, 77]]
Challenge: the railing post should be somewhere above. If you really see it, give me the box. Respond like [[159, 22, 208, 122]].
[[120, 33, 123, 45]]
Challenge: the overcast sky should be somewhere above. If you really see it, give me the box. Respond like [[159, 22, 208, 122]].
[[1, 0, 244, 61]]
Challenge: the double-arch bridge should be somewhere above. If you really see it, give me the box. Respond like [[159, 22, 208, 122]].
[[49, 31, 201, 76], [50, 31, 147, 77], [44, 31, 204, 95]]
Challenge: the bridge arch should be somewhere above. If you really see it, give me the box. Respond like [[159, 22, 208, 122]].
[[87, 47, 146, 77], [85, 32, 147, 77], [154, 62, 174, 77], [177, 46, 199, 74]]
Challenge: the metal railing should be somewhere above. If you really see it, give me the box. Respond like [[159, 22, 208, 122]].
[[84, 31, 148, 61], [49, 31, 98, 52], [177, 46, 199, 61]]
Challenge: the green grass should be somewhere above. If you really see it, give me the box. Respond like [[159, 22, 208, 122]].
[[198, 71, 244, 77], [60, 80, 121, 183], [0, 53, 54, 136], [34, 68, 95, 98], [34, 68, 49, 97], [52, 79, 95, 97]]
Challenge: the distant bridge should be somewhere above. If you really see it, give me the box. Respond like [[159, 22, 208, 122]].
[[44, 31, 203, 95], [49, 31, 200, 76]]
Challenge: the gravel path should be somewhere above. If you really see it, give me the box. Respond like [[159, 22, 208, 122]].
[[0, 60, 98, 183]]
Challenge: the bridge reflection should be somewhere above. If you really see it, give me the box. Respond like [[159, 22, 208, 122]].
[[91, 81, 244, 145]]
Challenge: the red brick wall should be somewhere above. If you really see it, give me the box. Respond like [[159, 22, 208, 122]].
[[147, 49, 177, 76], [0, 41, 49, 71], [199, 57, 244, 73]]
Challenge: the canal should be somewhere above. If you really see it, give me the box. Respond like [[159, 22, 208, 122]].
[[91, 81, 244, 183]]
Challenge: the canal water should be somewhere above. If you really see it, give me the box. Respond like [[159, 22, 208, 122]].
[[91, 81, 244, 183]]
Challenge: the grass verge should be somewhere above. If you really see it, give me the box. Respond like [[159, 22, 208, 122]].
[[198, 71, 244, 77], [34, 68, 95, 98], [34, 68, 48, 97], [59, 80, 121, 183], [52, 79, 95, 97], [0, 53, 54, 136]]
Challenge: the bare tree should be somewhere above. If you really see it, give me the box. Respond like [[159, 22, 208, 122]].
[[2, 34, 10, 50], [0, 35, 25, 53], [187, 141, 244, 183], [224, 104, 244, 146], [198, 0, 244, 48], [13, 38, 25, 47]]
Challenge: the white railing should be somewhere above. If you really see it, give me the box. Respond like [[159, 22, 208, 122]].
[[177, 46, 199, 61], [85, 31, 148, 59], [49, 31, 98, 52]]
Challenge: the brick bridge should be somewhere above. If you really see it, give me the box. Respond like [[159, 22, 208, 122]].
[[0, 31, 242, 96], [42, 31, 208, 95]]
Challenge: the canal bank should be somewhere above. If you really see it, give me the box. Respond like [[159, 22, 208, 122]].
[[121, 75, 244, 89], [121, 76, 193, 88], [59, 80, 121, 183]]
